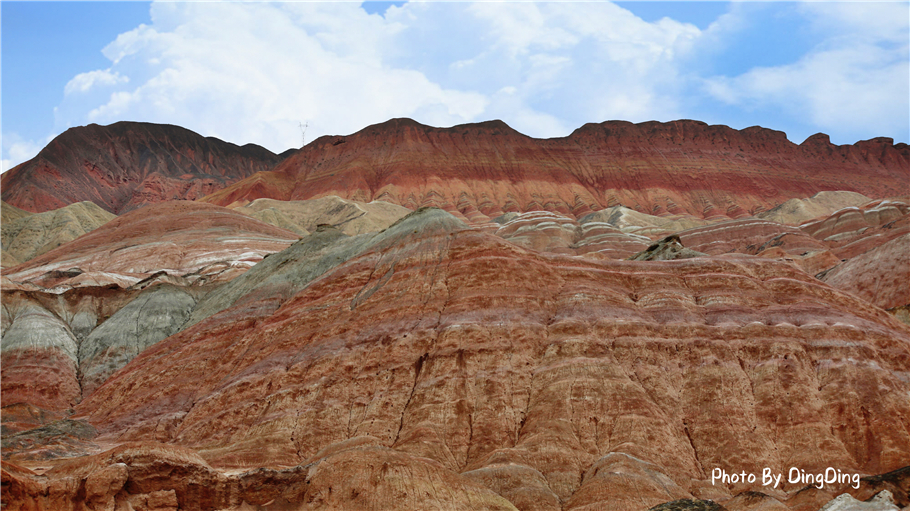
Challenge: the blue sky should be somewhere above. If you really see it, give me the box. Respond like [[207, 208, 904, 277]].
[[2, 1, 908, 173]]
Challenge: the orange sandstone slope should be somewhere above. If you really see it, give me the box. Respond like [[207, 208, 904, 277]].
[[68, 208, 910, 510], [0, 122, 288, 214], [202, 118, 910, 222]]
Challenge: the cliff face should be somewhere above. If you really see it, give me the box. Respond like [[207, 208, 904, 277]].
[[202, 118, 909, 222], [0, 122, 285, 214]]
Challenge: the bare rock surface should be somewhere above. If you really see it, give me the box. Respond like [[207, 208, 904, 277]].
[[800, 199, 909, 261], [2, 441, 518, 510], [203, 119, 909, 222], [232, 196, 412, 236], [629, 234, 707, 260], [0, 301, 82, 411], [0, 121, 285, 214], [493, 210, 654, 259], [52, 208, 910, 511], [1, 249, 20, 268], [580, 205, 713, 238], [722, 491, 789, 511], [817, 491, 900, 511], [1, 201, 115, 264], [1, 201, 34, 224], [649, 499, 727, 511], [78, 285, 198, 397], [2, 201, 299, 290], [820, 234, 910, 312], [757, 192, 872, 226]]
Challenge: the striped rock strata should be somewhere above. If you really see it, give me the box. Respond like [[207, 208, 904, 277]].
[[0, 122, 287, 214], [202, 118, 909, 224], [26, 208, 905, 511], [1, 201, 115, 265]]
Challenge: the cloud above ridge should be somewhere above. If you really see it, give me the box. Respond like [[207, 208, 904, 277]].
[[4, 0, 906, 173], [50, 1, 704, 154]]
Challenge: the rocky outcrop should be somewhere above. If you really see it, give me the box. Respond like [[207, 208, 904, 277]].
[[816, 491, 900, 511], [2, 441, 517, 511], [202, 118, 910, 223], [580, 205, 713, 238], [0, 122, 285, 214], [60, 208, 910, 510], [1, 203, 300, 428], [1, 201, 115, 264], [232, 196, 412, 236], [0, 301, 82, 412], [630, 234, 707, 260], [1, 249, 20, 268]]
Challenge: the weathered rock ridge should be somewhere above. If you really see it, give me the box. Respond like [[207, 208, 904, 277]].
[[202, 118, 909, 223], [1, 201, 115, 264], [0, 121, 285, 214], [231, 195, 412, 236], [55, 208, 910, 510]]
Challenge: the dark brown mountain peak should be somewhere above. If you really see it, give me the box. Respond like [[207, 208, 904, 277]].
[[1, 121, 283, 214]]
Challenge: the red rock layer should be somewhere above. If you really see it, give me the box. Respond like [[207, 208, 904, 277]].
[[2, 201, 299, 288], [1, 442, 516, 511], [0, 122, 284, 214], [800, 198, 910, 260], [71, 209, 910, 510], [493, 210, 651, 258], [1, 287, 144, 418], [202, 118, 909, 222], [821, 233, 910, 312], [0, 202, 298, 422], [678, 219, 829, 257]]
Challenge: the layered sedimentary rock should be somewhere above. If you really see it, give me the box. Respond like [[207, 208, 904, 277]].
[[800, 199, 909, 261], [78, 285, 198, 397], [0, 301, 82, 412], [202, 118, 909, 222], [820, 234, 910, 313], [231, 196, 412, 236], [1, 202, 300, 429], [1, 442, 517, 511], [579, 205, 713, 238], [2, 201, 299, 290], [629, 234, 707, 261], [0, 283, 201, 421], [0, 122, 285, 214], [756, 191, 872, 226], [50, 208, 910, 511], [1, 201, 33, 224], [1, 201, 115, 264], [493, 210, 653, 258]]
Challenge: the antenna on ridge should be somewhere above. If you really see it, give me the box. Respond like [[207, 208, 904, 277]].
[[299, 121, 309, 147]]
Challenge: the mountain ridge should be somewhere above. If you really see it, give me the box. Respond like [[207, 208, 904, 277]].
[[1, 121, 290, 214], [202, 117, 909, 223]]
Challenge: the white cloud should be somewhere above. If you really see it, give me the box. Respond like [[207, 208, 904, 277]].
[[1, 133, 57, 174], [51, 1, 708, 153], [703, 2, 909, 143], [65, 69, 129, 95], [43, 0, 907, 156]]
